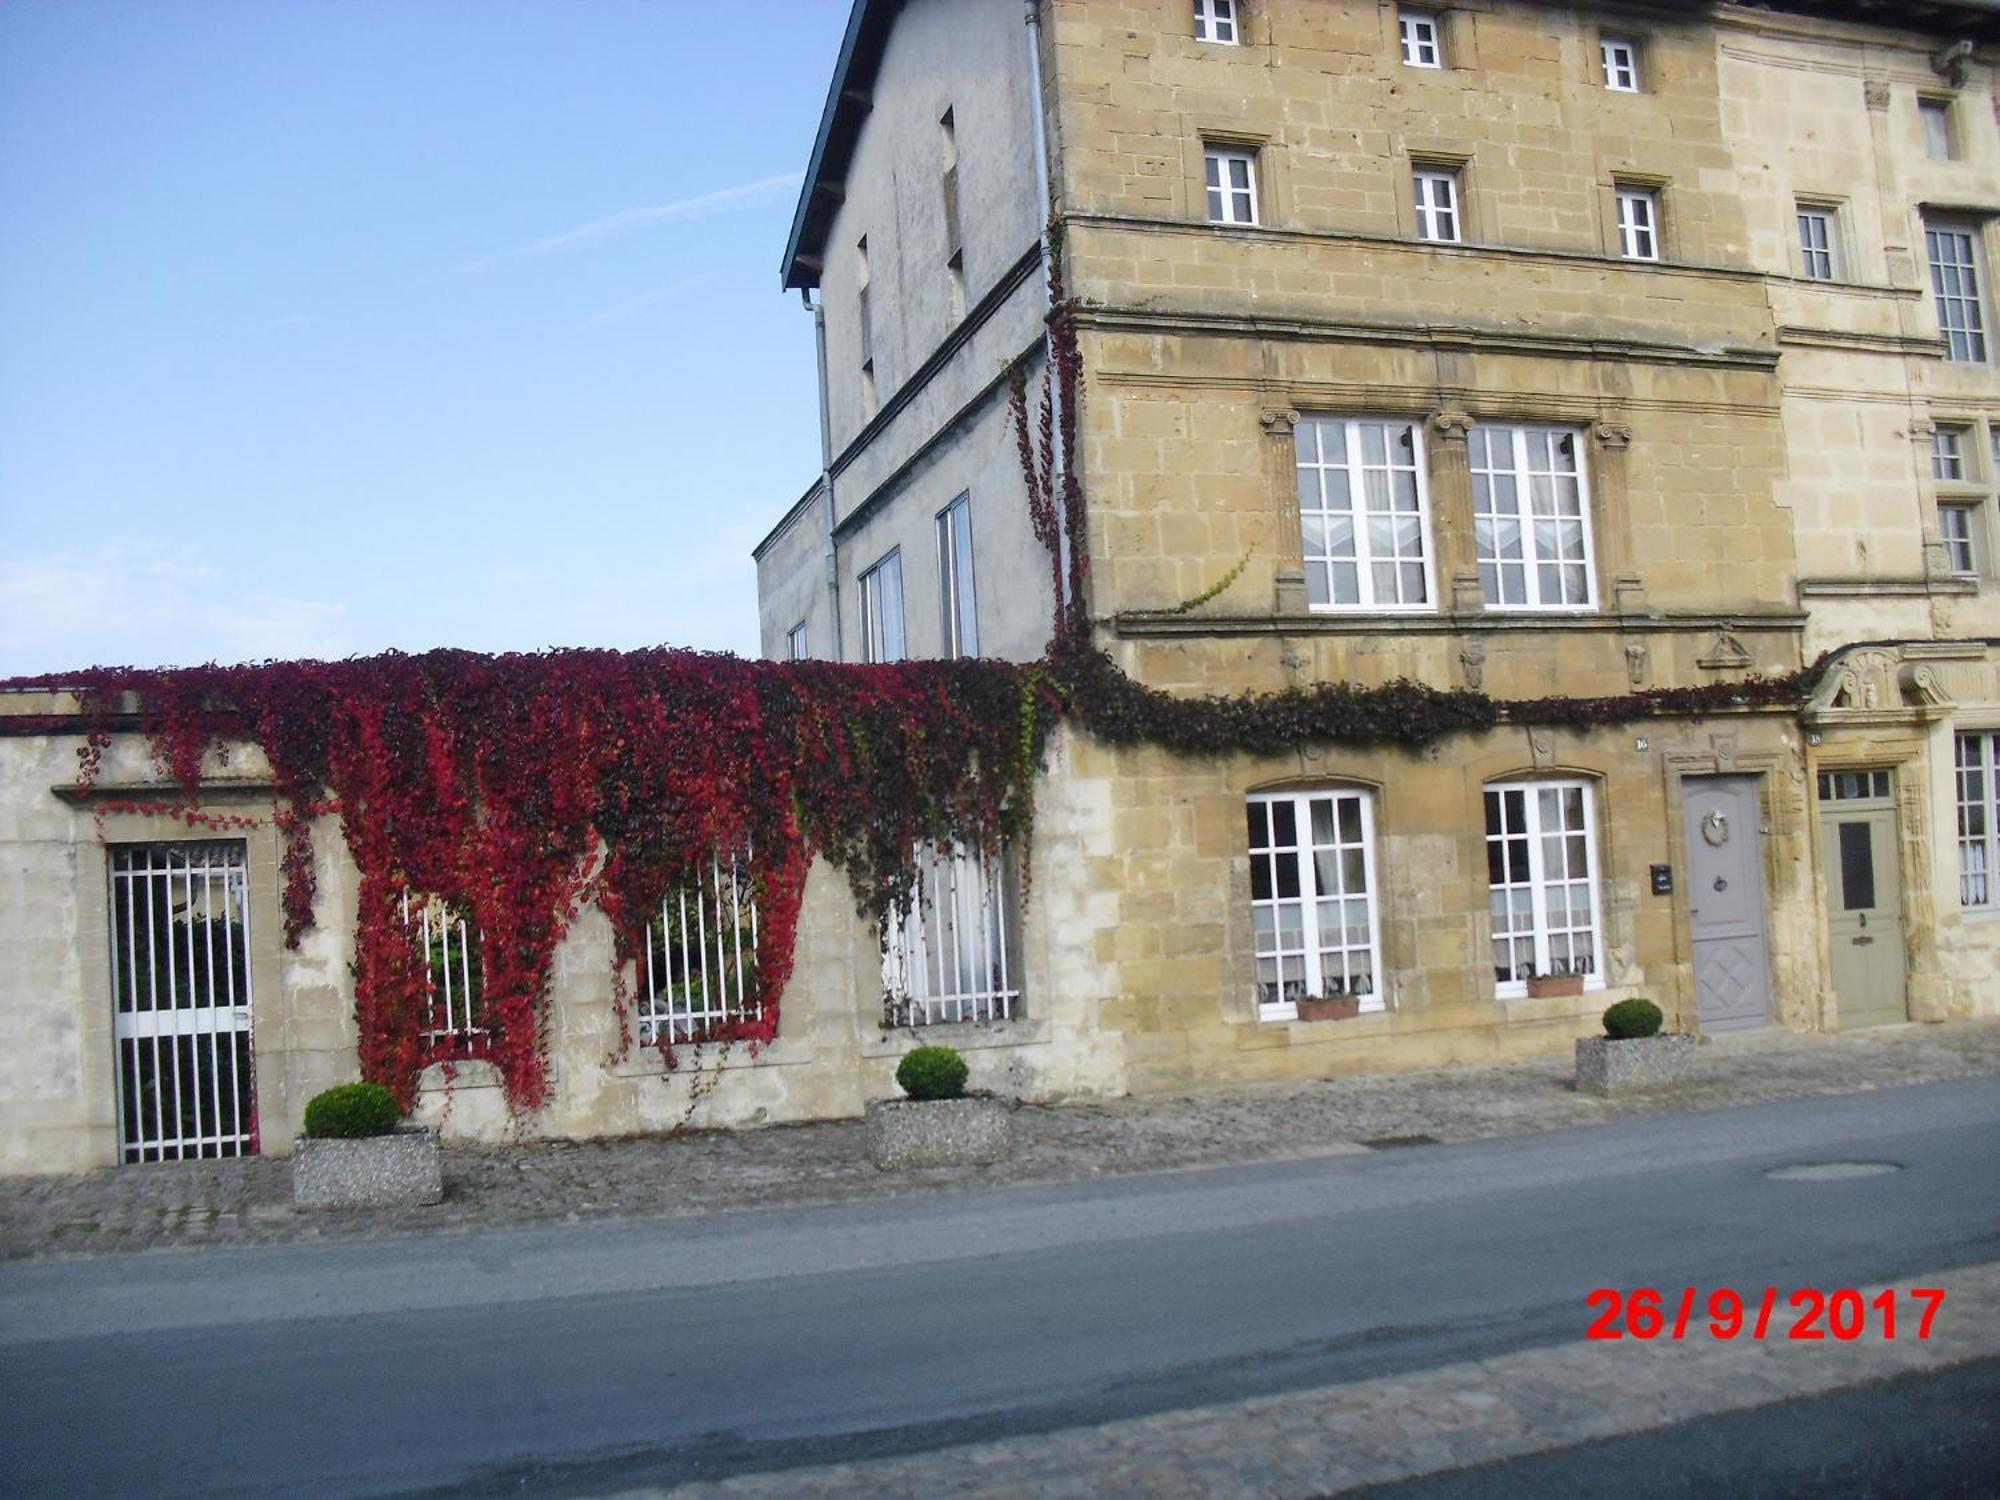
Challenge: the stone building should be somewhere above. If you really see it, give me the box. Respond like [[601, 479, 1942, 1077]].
[[4, 0, 1999, 1176], [754, 0, 2000, 1091]]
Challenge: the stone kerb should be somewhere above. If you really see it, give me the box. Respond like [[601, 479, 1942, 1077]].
[[865, 1096, 1012, 1170], [1575, 1034, 1697, 1097], [292, 1128, 444, 1210]]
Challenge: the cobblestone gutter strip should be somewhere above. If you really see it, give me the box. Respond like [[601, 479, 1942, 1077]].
[[632, 1263, 2000, 1500], [4, 1021, 1997, 1261]]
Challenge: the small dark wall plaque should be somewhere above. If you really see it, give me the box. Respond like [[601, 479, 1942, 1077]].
[[1650, 864, 1674, 895]]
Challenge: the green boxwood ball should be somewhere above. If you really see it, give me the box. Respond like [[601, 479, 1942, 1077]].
[[896, 1045, 970, 1101]]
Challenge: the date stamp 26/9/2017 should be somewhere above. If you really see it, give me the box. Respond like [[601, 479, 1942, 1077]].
[[1585, 1287, 1946, 1342]]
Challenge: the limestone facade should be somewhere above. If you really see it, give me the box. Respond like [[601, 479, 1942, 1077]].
[[6, 0, 2000, 1175]]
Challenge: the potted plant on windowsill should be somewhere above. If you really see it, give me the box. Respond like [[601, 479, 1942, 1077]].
[[1575, 998, 1696, 1096], [1524, 959, 1587, 999], [291, 1082, 444, 1210], [1294, 978, 1368, 1021], [865, 1045, 1012, 1170]]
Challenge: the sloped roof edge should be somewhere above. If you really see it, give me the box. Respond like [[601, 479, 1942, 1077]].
[[781, 0, 901, 291]]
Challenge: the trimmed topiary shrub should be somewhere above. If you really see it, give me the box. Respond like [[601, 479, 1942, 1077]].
[[1602, 998, 1665, 1041], [895, 1045, 970, 1101], [303, 1082, 402, 1139]]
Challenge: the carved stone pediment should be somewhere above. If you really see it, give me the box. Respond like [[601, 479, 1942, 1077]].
[[1808, 646, 1955, 725], [1697, 630, 1755, 672]]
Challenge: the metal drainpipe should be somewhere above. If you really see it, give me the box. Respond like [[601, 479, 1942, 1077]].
[[802, 286, 843, 662], [1023, 0, 1069, 614]]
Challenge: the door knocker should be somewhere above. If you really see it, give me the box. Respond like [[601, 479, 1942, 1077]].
[[1700, 809, 1730, 847]]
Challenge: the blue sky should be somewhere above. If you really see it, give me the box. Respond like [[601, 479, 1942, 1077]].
[[0, 0, 848, 674]]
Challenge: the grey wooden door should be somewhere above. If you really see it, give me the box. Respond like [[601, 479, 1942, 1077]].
[[1819, 775, 1908, 1028], [1682, 775, 1772, 1032]]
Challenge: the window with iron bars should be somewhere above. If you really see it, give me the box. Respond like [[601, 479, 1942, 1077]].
[[400, 892, 486, 1049], [639, 851, 762, 1045], [882, 844, 1023, 1026]]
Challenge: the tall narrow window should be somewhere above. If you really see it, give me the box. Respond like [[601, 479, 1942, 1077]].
[[936, 493, 978, 657], [1933, 427, 1967, 481], [1204, 146, 1258, 225], [1413, 167, 1461, 243], [1194, 0, 1237, 44], [1958, 732, 1999, 908], [857, 235, 877, 416], [1469, 425, 1595, 609], [1294, 416, 1434, 610], [1616, 186, 1660, 261], [1940, 505, 1979, 575], [859, 549, 906, 663], [1246, 789, 1384, 1019], [1399, 9, 1441, 68], [1920, 98, 1955, 160], [1601, 38, 1639, 92], [786, 621, 809, 661], [940, 108, 966, 325], [1486, 781, 1604, 993], [1926, 222, 1988, 362], [1797, 204, 1839, 280]]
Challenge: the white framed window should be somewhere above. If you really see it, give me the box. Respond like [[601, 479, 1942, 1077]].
[[1204, 146, 1258, 225], [1601, 38, 1640, 92], [1246, 789, 1384, 1019], [1194, 0, 1237, 44], [1486, 781, 1604, 995], [1413, 167, 1461, 243], [1469, 424, 1596, 609], [786, 621, 809, 661], [1797, 204, 1839, 281], [1926, 222, 1988, 363], [936, 492, 978, 657], [1940, 504, 1980, 575], [1933, 426, 1968, 481], [1399, 9, 1441, 68], [859, 549, 906, 663], [1920, 97, 1955, 160], [1958, 731, 1999, 907], [1293, 416, 1435, 610], [882, 845, 1022, 1026], [640, 851, 761, 1045], [1616, 186, 1660, 261]]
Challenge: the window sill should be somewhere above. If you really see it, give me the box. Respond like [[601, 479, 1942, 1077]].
[[860, 1015, 1049, 1058], [609, 1034, 814, 1079], [1495, 980, 1608, 1002]]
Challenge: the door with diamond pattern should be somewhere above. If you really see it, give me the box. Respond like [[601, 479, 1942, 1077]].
[[1682, 775, 1772, 1032]]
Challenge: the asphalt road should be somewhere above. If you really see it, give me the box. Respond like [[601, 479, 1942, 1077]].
[[2, 1078, 1996, 1499]]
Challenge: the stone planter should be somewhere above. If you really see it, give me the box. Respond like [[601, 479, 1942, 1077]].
[[865, 1095, 1011, 1171], [1295, 996, 1362, 1022], [292, 1127, 444, 1210], [1575, 1034, 1696, 1097]]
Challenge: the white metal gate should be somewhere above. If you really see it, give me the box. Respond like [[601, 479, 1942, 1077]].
[[109, 842, 256, 1162]]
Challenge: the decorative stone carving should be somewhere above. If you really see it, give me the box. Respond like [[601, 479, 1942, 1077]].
[[1863, 76, 1891, 111], [1899, 662, 1954, 709], [1933, 40, 1974, 88], [1624, 642, 1649, 690], [1530, 728, 1555, 769], [1459, 639, 1486, 689], [1909, 415, 1937, 440], [1697, 629, 1755, 672], [1592, 421, 1633, 449], [1886, 248, 1914, 284], [1259, 407, 1302, 436], [1710, 731, 1740, 772], [1451, 570, 1485, 615], [1431, 408, 1474, 443], [1613, 575, 1649, 616]]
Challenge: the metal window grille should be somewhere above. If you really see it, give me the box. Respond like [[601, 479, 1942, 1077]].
[[1616, 188, 1659, 260], [1413, 169, 1459, 243], [1926, 226, 1987, 363], [1957, 733, 1998, 908], [882, 845, 1022, 1026], [1485, 782, 1603, 989], [1247, 790, 1383, 1018], [1470, 425, 1594, 609], [1400, 11, 1440, 67], [638, 852, 761, 1045], [1797, 209, 1836, 280], [109, 842, 256, 1163], [400, 892, 486, 1047], [1295, 417, 1432, 610]]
